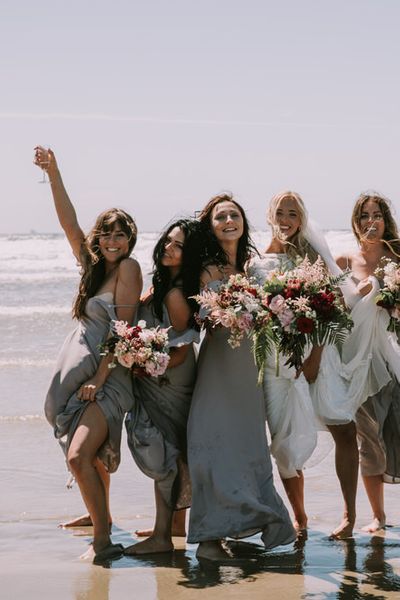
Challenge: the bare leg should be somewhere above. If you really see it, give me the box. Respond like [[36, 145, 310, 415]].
[[361, 474, 386, 532], [60, 459, 112, 528], [135, 508, 187, 538], [67, 403, 115, 555], [328, 422, 359, 539], [125, 481, 174, 555], [282, 470, 307, 533]]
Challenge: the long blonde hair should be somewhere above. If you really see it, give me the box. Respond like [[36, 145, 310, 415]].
[[268, 191, 319, 262]]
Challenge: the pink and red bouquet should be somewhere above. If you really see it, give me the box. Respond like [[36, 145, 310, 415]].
[[254, 256, 353, 374], [375, 259, 400, 334], [193, 273, 270, 349], [101, 319, 170, 377]]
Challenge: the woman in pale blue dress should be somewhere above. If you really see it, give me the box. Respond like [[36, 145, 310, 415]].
[[124, 219, 204, 555], [187, 193, 296, 562], [34, 147, 142, 562]]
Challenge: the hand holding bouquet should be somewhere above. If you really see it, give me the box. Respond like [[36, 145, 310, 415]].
[[254, 256, 353, 375], [193, 273, 270, 349], [101, 320, 170, 377]]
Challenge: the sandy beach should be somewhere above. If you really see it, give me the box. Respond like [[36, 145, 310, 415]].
[[1, 231, 399, 599], [1, 418, 400, 600]]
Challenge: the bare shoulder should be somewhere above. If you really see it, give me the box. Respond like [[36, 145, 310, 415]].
[[335, 254, 352, 270], [200, 264, 222, 287], [164, 288, 191, 331], [118, 258, 142, 282]]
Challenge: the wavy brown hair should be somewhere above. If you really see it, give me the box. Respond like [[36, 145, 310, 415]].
[[198, 193, 257, 272], [351, 191, 400, 257], [73, 208, 137, 319], [268, 190, 319, 263]]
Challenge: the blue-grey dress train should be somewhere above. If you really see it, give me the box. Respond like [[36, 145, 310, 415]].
[[126, 301, 198, 508], [187, 281, 296, 548]]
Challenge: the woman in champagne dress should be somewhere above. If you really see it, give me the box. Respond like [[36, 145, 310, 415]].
[[336, 192, 400, 533]]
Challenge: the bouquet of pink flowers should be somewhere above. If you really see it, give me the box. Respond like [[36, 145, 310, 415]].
[[254, 256, 353, 375], [194, 273, 270, 349], [375, 258, 400, 334], [101, 319, 170, 377]]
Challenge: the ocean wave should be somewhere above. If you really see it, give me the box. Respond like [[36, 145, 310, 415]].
[[0, 272, 78, 282], [0, 305, 70, 316], [0, 414, 45, 422], [0, 358, 56, 367]]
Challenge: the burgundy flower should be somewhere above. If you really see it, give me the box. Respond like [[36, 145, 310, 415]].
[[296, 317, 314, 333]]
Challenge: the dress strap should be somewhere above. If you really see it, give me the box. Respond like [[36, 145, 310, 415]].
[[113, 265, 120, 300]]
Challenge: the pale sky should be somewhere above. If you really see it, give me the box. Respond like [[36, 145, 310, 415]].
[[1, 0, 399, 233]]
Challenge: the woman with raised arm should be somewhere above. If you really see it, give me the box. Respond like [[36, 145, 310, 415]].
[[124, 219, 204, 556], [34, 147, 142, 562], [248, 191, 360, 540], [336, 192, 400, 533], [187, 193, 296, 563]]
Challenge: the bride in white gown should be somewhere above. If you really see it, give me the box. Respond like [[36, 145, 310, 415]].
[[248, 191, 361, 538]]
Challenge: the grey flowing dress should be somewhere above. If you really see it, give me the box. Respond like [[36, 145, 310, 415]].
[[187, 281, 296, 548], [45, 292, 135, 473], [126, 301, 199, 509]]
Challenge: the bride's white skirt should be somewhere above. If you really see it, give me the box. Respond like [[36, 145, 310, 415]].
[[263, 357, 322, 479]]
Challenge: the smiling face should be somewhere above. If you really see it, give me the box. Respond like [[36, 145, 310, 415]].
[[357, 199, 385, 242], [210, 201, 244, 243], [160, 226, 185, 270], [98, 222, 130, 263], [272, 196, 302, 240]]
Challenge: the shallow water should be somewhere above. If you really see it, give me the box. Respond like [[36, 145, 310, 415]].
[[2, 230, 399, 599]]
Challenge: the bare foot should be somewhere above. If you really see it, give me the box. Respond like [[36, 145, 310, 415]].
[[196, 540, 233, 562], [135, 526, 186, 538], [330, 518, 354, 539], [59, 514, 112, 532], [80, 542, 124, 563], [60, 514, 93, 528], [361, 517, 386, 533], [124, 536, 174, 556]]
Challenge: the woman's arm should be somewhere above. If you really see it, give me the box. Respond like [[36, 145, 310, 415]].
[[34, 147, 84, 260], [164, 288, 192, 368], [200, 264, 221, 288], [114, 258, 143, 324], [300, 345, 324, 384]]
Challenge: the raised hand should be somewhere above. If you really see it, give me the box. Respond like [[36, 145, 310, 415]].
[[34, 146, 58, 181]]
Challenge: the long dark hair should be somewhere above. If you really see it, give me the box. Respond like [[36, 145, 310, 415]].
[[73, 208, 137, 319], [198, 193, 257, 271], [152, 218, 204, 322], [352, 191, 400, 257]]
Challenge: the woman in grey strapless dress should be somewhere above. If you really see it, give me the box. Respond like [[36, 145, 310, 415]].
[[187, 194, 296, 562], [35, 147, 142, 562], [124, 219, 204, 555]]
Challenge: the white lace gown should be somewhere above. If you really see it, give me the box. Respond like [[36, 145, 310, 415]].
[[247, 255, 319, 479]]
